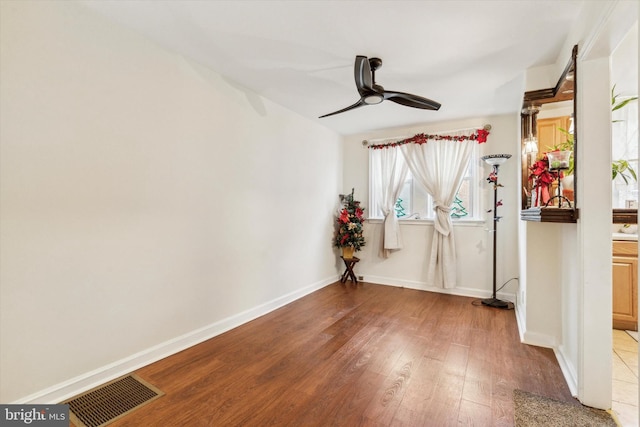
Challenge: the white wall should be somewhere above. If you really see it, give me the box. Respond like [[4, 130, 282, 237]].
[[522, 223, 563, 348], [0, 1, 342, 403], [342, 114, 520, 299]]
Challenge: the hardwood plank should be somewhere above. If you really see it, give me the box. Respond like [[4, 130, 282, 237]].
[[462, 373, 492, 407], [458, 399, 493, 426], [95, 282, 576, 427], [442, 343, 469, 378], [293, 323, 383, 395], [462, 328, 493, 406], [361, 348, 419, 424], [393, 355, 443, 420], [415, 372, 465, 426]]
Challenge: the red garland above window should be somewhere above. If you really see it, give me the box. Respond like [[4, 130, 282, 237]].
[[369, 128, 489, 150]]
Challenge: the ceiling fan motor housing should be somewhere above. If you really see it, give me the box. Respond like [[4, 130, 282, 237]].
[[368, 57, 383, 71]]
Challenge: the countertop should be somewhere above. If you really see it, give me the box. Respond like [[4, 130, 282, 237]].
[[613, 232, 638, 241]]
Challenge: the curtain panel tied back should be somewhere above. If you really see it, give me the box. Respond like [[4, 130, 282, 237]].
[[371, 147, 408, 258], [369, 128, 489, 288]]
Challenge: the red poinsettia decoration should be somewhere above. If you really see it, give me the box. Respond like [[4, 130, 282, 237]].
[[476, 128, 489, 143], [339, 209, 350, 223]]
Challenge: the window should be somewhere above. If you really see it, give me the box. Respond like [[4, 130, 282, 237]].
[[613, 158, 638, 208], [369, 144, 481, 221], [612, 100, 638, 208]]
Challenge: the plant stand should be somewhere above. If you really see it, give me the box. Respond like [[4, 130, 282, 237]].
[[340, 256, 360, 284]]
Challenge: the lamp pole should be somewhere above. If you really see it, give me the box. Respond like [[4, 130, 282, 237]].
[[481, 154, 511, 309]]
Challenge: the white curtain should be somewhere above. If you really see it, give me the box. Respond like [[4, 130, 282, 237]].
[[400, 139, 475, 288], [371, 147, 408, 258]]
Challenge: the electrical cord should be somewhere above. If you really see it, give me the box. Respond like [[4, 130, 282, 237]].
[[471, 277, 520, 307], [496, 277, 519, 293]]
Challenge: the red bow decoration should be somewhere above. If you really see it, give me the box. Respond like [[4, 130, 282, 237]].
[[529, 155, 557, 186]]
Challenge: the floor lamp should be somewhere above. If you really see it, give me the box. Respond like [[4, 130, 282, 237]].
[[481, 154, 512, 309]]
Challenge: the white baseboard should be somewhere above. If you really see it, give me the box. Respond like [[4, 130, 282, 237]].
[[520, 330, 558, 349], [14, 275, 339, 404], [514, 304, 577, 397], [515, 301, 527, 342], [513, 300, 559, 348], [363, 274, 516, 302], [555, 345, 578, 397]]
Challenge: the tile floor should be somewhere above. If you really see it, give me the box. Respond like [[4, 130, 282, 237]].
[[612, 329, 639, 426]]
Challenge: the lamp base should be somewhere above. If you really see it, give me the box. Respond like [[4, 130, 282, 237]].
[[481, 298, 511, 309]]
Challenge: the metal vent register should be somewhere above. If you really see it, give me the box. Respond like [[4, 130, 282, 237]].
[[64, 374, 164, 427]]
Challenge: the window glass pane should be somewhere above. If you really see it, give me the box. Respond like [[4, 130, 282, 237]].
[[613, 159, 639, 208], [451, 180, 471, 219], [411, 178, 430, 218]]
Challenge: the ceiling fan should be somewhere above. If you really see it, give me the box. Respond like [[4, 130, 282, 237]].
[[319, 56, 441, 118]]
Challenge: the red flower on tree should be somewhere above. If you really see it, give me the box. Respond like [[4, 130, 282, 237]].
[[339, 209, 350, 223]]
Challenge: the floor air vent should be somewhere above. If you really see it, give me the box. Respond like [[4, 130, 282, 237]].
[[64, 374, 164, 427]]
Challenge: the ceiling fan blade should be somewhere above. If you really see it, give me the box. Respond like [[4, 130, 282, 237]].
[[354, 56, 373, 96], [319, 99, 366, 118], [384, 90, 441, 110]]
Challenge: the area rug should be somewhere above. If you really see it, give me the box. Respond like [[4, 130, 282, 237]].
[[513, 389, 618, 426]]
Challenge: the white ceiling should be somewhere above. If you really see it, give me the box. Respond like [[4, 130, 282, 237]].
[[79, 0, 585, 135]]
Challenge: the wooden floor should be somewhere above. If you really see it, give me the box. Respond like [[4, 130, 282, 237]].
[[103, 282, 575, 426]]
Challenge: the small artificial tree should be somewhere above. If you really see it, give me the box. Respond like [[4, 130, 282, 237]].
[[334, 188, 366, 252], [450, 195, 468, 218], [394, 198, 407, 218]]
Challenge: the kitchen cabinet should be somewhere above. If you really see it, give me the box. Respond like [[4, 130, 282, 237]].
[[537, 116, 572, 153], [613, 240, 638, 331]]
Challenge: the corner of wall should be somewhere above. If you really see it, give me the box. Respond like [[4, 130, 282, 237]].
[[555, 345, 579, 397]]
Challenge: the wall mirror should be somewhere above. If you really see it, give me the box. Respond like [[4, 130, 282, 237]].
[[521, 45, 579, 223]]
